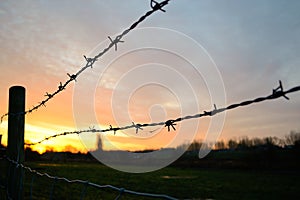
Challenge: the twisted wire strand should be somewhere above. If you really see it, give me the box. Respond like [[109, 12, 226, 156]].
[[3, 155, 177, 200], [25, 81, 300, 146], [0, 0, 170, 123]]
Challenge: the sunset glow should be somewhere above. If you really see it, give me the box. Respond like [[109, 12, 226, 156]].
[[1, 1, 300, 154]]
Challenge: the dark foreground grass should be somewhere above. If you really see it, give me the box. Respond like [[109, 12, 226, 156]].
[[4, 161, 297, 200]]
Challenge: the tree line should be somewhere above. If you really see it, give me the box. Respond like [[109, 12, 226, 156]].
[[184, 130, 300, 151]]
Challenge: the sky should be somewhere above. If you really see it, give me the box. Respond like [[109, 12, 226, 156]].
[[0, 0, 300, 154]]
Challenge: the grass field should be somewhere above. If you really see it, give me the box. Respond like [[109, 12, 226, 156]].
[[2, 161, 297, 200]]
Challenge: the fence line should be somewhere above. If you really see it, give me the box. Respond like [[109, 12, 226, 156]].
[[1, 155, 177, 200], [0, 0, 170, 123], [0, 1, 176, 199], [25, 80, 300, 146], [1, 0, 300, 199]]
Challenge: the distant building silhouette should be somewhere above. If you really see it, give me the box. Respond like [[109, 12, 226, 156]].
[[97, 134, 103, 151]]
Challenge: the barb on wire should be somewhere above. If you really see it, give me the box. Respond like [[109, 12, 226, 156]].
[[110, 125, 119, 135], [45, 92, 53, 98], [132, 122, 143, 134], [4, 156, 177, 200], [25, 81, 300, 146], [0, 0, 171, 123], [272, 80, 289, 100], [151, 0, 167, 12], [108, 36, 124, 51], [83, 55, 92, 62], [165, 120, 177, 132], [67, 73, 77, 82]]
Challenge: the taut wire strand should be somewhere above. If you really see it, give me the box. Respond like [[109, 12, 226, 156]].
[[0, 0, 170, 123], [3, 155, 177, 200], [25, 81, 300, 146]]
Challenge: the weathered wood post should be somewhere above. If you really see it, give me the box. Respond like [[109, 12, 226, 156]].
[[7, 86, 25, 200]]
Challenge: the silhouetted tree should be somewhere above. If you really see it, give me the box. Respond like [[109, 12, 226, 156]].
[[237, 137, 252, 149], [285, 131, 300, 146], [264, 136, 282, 148], [215, 140, 225, 150], [188, 141, 203, 151], [228, 139, 238, 150], [252, 137, 264, 147], [25, 147, 40, 161], [176, 143, 189, 151]]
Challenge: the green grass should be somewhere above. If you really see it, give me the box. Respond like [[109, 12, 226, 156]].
[[4, 162, 296, 200]]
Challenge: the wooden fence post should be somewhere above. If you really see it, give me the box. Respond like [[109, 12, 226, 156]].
[[7, 86, 25, 200]]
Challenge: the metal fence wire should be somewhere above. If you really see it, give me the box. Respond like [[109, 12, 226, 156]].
[[1, 0, 300, 199], [0, 0, 170, 123], [24, 80, 300, 146]]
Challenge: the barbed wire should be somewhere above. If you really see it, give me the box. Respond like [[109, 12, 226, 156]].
[[3, 155, 177, 200], [25, 80, 300, 146], [0, 0, 170, 123]]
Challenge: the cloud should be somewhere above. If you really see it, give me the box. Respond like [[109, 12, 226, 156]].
[[0, 1, 299, 151]]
